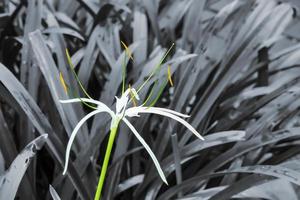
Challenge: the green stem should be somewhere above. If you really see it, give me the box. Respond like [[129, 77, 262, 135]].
[[94, 121, 120, 200]]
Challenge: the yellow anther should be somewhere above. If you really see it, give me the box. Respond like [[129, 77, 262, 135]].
[[59, 72, 68, 94], [167, 65, 173, 87], [121, 41, 134, 61], [129, 85, 137, 107]]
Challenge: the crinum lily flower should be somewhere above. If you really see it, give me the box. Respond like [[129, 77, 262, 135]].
[[60, 45, 204, 199], [60, 87, 204, 184]]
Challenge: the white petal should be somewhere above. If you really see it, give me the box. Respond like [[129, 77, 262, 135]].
[[115, 96, 128, 115], [60, 98, 102, 105], [126, 107, 190, 118], [122, 118, 168, 185], [144, 107, 189, 118], [132, 108, 204, 140], [115, 90, 131, 116], [123, 88, 131, 96], [125, 107, 140, 117], [59, 98, 114, 116], [63, 109, 109, 175]]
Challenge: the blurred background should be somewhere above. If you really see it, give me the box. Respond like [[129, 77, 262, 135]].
[[1, 0, 300, 199]]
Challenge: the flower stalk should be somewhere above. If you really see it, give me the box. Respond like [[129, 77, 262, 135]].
[[94, 119, 120, 200]]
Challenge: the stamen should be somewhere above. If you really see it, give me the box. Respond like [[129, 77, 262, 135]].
[[141, 81, 157, 106], [129, 85, 137, 107], [137, 43, 175, 94], [148, 79, 168, 108], [70, 90, 98, 110], [65, 49, 93, 99]]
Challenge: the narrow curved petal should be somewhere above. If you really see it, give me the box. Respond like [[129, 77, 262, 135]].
[[145, 107, 190, 118], [59, 98, 114, 116], [126, 107, 189, 118], [122, 118, 168, 185], [132, 108, 204, 140], [63, 109, 109, 175]]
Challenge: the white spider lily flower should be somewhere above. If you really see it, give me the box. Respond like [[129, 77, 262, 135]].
[[60, 88, 204, 184]]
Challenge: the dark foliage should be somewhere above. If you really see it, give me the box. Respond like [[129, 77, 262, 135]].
[[1, 0, 300, 199]]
